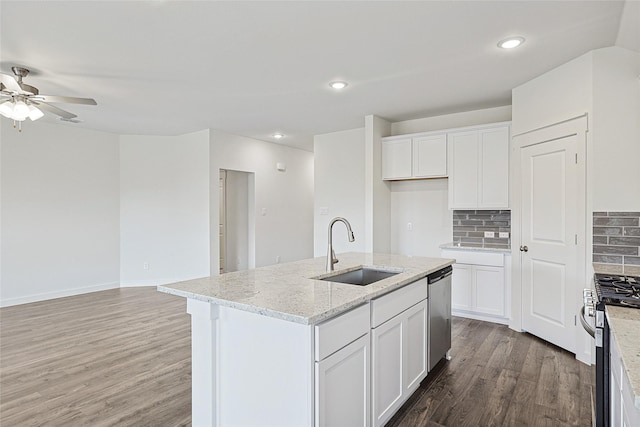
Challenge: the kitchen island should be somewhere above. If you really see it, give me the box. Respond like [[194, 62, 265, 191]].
[[159, 252, 454, 427]]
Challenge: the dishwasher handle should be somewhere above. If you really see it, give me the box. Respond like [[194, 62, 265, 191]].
[[427, 265, 453, 284]]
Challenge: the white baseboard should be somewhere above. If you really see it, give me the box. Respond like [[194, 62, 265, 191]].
[[452, 310, 510, 325], [119, 278, 176, 287], [0, 281, 120, 307]]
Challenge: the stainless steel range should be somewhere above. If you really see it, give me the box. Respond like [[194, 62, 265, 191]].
[[581, 273, 640, 427], [594, 274, 640, 308]]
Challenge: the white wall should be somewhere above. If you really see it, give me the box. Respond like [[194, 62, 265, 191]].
[[391, 105, 512, 135], [224, 169, 252, 272], [511, 53, 593, 136], [210, 130, 314, 272], [1, 121, 120, 306], [390, 179, 451, 258], [119, 130, 210, 286], [313, 128, 366, 257], [365, 115, 392, 253], [591, 47, 640, 210]]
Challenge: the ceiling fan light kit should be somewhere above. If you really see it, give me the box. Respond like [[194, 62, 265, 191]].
[[0, 66, 97, 132]]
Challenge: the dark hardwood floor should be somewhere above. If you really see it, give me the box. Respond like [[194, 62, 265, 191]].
[[388, 317, 595, 427], [1, 288, 594, 426]]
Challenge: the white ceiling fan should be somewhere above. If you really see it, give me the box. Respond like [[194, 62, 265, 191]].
[[0, 66, 97, 131]]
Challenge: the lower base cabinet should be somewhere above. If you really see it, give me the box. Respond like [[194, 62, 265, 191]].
[[315, 333, 370, 427], [372, 300, 428, 427], [610, 330, 640, 427], [441, 249, 511, 325]]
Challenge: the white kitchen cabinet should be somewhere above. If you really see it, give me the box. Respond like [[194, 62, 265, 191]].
[[382, 137, 412, 180], [382, 133, 447, 180], [371, 298, 428, 427], [610, 330, 640, 427], [314, 303, 370, 427], [448, 123, 510, 209], [315, 334, 370, 427], [441, 249, 511, 324]]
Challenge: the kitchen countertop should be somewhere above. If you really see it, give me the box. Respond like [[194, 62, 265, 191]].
[[158, 252, 455, 325], [606, 305, 640, 410], [440, 242, 511, 254]]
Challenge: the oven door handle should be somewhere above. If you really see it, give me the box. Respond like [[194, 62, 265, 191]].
[[579, 306, 596, 338]]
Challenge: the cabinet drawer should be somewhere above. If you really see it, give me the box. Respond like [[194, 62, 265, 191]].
[[371, 278, 428, 328], [315, 303, 370, 362], [441, 249, 504, 267]]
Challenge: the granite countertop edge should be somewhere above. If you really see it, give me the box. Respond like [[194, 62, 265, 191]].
[[439, 242, 511, 254], [158, 252, 455, 326], [605, 305, 640, 410]]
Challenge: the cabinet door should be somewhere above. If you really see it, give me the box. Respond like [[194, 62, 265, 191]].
[[404, 300, 428, 393], [315, 334, 370, 427], [478, 126, 510, 208], [412, 134, 447, 178], [371, 315, 404, 427], [382, 138, 412, 180], [448, 131, 478, 209], [474, 266, 505, 317], [451, 264, 473, 311]]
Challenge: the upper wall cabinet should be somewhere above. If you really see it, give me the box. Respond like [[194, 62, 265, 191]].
[[382, 133, 447, 180], [447, 123, 510, 210]]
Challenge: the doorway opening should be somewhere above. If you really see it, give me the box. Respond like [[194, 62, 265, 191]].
[[219, 169, 255, 274]]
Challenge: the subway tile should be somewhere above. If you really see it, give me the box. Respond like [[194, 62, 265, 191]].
[[476, 226, 501, 232], [593, 245, 638, 255], [484, 221, 509, 226], [608, 212, 640, 218], [460, 220, 484, 226], [609, 236, 640, 247], [453, 236, 462, 243], [623, 256, 640, 266], [593, 227, 623, 236], [452, 226, 477, 232], [490, 214, 511, 220], [483, 244, 510, 249], [453, 210, 477, 214], [593, 236, 608, 245], [593, 217, 639, 227], [624, 227, 640, 237], [453, 231, 468, 237], [461, 237, 483, 244], [593, 254, 624, 264], [593, 263, 624, 275], [484, 237, 509, 244], [468, 231, 485, 238], [624, 265, 640, 275], [593, 212, 609, 217], [459, 242, 483, 248]]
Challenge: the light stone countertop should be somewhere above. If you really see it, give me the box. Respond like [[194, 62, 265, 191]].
[[158, 252, 455, 325], [606, 305, 640, 410], [439, 242, 511, 254]]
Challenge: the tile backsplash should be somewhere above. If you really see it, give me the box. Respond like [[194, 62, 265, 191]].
[[593, 211, 640, 275], [452, 210, 511, 248]]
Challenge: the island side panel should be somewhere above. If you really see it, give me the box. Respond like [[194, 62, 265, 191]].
[[187, 299, 219, 427], [218, 305, 314, 427]]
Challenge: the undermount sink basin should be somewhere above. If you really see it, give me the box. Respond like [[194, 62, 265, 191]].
[[317, 267, 402, 286]]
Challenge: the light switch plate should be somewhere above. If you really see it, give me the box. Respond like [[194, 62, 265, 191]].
[[484, 231, 495, 238], [319, 207, 329, 215], [499, 232, 509, 238]]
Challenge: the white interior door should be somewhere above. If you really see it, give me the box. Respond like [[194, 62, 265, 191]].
[[520, 134, 579, 354], [219, 171, 226, 274]]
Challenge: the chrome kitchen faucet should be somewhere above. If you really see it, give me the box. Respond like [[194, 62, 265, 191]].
[[326, 217, 355, 272]]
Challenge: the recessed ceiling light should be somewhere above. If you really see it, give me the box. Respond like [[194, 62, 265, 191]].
[[272, 133, 285, 139], [498, 36, 525, 49], [329, 81, 348, 90]]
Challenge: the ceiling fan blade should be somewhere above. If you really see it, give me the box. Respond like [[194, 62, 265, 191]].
[[31, 101, 77, 119], [0, 73, 22, 93], [32, 95, 97, 105]]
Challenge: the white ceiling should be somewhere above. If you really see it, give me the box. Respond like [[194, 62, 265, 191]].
[[1, 1, 637, 151]]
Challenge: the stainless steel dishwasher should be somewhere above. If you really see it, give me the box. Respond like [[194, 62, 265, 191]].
[[427, 265, 453, 370]]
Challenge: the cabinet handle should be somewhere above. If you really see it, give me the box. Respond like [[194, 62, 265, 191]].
[[519, 245, 528, 252]]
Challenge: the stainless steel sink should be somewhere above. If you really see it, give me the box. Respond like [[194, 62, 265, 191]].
[[317, 267, 402, 286]]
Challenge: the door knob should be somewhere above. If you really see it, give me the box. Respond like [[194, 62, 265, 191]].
[[520, 245, 529, 252]]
